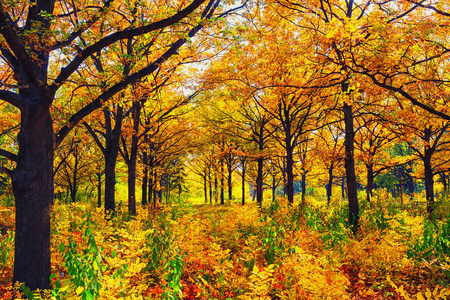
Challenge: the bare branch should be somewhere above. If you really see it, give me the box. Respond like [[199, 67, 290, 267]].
[[0, 148, 17, 161], [0, 90, 28, 111], [51, 0, 213, 90]]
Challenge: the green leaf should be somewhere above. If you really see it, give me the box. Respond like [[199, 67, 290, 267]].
[[59, 243, 65, 252]]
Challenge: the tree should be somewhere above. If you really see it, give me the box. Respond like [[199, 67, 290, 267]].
[[354, 111, 396, 202], [312, 121, 345, 205], [0, 0, 229, 290], [54, 129, 95, 203], [387, 107, 450, 216]]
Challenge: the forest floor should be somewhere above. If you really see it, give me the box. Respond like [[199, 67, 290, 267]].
[[0, 196, 450, 299]]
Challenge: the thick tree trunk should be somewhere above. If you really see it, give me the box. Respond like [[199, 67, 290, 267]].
[[326, 164, 334, 206], [343, 103, 359, 232], [422, 127, 435, 217], [104, 154, 117, 212], [424, 153, 434, 216], [12, 107, 53, 290], [126, 101, 140, 216], [103, 106, 123, 213]]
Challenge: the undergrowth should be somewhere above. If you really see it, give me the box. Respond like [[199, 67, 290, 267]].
[[0, 196, 449, 299]]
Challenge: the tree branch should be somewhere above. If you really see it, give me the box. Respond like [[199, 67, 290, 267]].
[[0, 5, 44, 89], [51, 0, 212, 90], [0, 90, 29, 111], [0, 148, 17, 161], [55, 0, 219, 147]]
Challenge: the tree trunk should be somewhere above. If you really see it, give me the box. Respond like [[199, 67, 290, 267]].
[[228, 162, 233, 200], [214, 172, 218, 203], [97, 173, 102, 208], [424, 151, 434, 216], [272, 173, 276, 202], [142, 151, 148, 206], [326, 164, 334, 206], [127, 159, 137, 215], [204, 174, 208, 203], [301, 171, 306, 206], [286, 144, 294, 205], [12, 107, 53, 290], [209, 172, 212, 204], [440, 172, 448, 195], [70, 152, 78, 203], [343, 103, 359, 232], [282, 159, 287, 197], [220, 159, 225, 205], [366, 163, 374, 203], [148, 157, 154, 207], [256, 157, 263, 207], [103, 106, 123, 213], [126, 101, 141, 216], [242, 162, 246, 205], [104, 155, 117, 213]]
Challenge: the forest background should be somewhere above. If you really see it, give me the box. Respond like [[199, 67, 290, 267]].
[[1, 0, 450, 299]]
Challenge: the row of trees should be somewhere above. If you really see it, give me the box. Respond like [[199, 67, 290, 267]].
[[1, 0, 450, 292], [188, 0, 450, 228], [0, 0, 246, 290]]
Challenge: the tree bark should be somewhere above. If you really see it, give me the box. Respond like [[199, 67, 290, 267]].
[[256, 157, 263, 207], [142, 150, 148, 206], [220, 159, 225, 205], [343, 103, 359, 232], [366, 163, 374, 203], [272, 173, 276, 202], [326, 164, 334, 206], [97, 173, 102, 208], [203, 174, 208, 203], [209, 172, 212, 204], [125, 100, 141, 216], [424, 149, 434, 216], [12, 106, 53, 290], [70, 150, 78, 203], [227, 161, 233, 200], [301, 171, 306, 206], [241, 161, 246, 205], [214, 172, 218, 203], [106, 106, 124, 213], [286, 143, 294, 205]]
